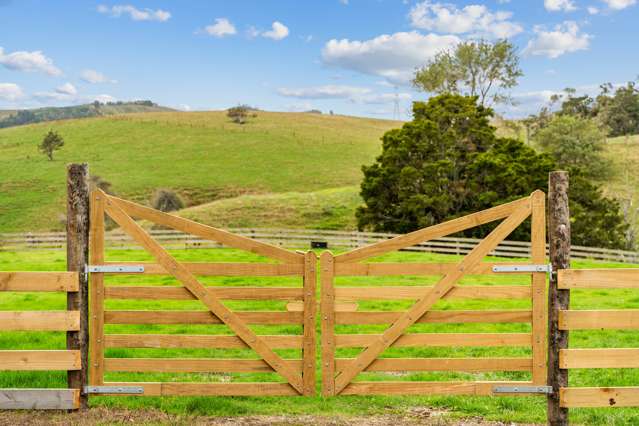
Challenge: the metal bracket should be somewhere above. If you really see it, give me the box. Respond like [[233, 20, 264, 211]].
[[492, 385, 553, 394], [84, 386, 144, 394], [492, 264, 552, 273], [87, 265, 145, 273]]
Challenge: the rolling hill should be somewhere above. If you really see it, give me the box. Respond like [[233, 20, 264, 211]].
[[0, 111, 400, 232]]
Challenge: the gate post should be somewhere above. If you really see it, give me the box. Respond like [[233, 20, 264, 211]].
[[547, 171, 570, 425], [66, 163, 90, 409]]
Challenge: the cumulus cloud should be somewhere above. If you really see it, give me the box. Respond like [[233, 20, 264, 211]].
[[0, 83, 24, 101], [544, 0, 577, 12], [322, 31, 460, 84], [204, 18, 237, 37], [409, 1, 523, 38], [56, 82, 77, 96], [80, 69, 116, 84], [602, 0, 636, 10], [524, 21, 591, 58], [97, 4, 171, 22], [261, 21, 289, 40], [93, 94, 117, 103], [0, 47, 62, 76]]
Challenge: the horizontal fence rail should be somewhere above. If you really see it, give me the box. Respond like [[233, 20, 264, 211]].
[[2, 228, 638, 263]]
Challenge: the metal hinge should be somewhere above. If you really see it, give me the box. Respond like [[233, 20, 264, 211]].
[[492, 385, 553, 394], [84, 386, 144, 394], [86, 265, 145, 273], [492, 264, 552, 273]]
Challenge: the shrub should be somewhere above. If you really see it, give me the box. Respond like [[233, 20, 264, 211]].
[[38, 130, 64, 160], [151, 189, 185, 212]]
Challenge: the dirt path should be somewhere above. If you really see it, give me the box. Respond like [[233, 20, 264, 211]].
[[0, 407, 538, 426]]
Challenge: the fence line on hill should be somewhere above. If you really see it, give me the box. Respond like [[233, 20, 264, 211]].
[[2, 227, 638, 263]]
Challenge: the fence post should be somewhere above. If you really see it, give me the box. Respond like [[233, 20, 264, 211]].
[[66, 163, 90, 409], [548, 171, 570, 425]]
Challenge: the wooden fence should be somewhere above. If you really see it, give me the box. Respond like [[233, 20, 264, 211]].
[[2, 228, 639, 263], [0, 271, 83, 409]]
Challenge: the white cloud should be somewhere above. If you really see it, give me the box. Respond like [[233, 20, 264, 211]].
[[544, 0, 578, 12], [409, 1, 523, 38], [93, 94, 117, 103], [277, 85, 372, 99], [80, 69, 116, 84], [523, 21, 591, 58], [587, 6, 600, 13], [97, 4, 171, 22], [602, 0, 636, 10], [262, 21, 289, 40], [204, 18, 237, 38], [0, 83, 24, 101], [0, 47, 62, 76], [322, 31, 460, 84], [56, 82, 77, 96]]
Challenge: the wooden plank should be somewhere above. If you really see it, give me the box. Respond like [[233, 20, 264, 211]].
[[547, 172, 570, 426], [333, 285, 531, 301], [560, 348, 639, 369], [105, 286, 304, 301], [0, 311, 79, 331], [334, 262, 536, 276], [530, 190, 547, 385], [89, 190, 106, 386], [336, 310, 532, 325], [103, 194, 304, 394], [558, 269, 639, 289], [102, 262, 304, 276], [104, 358, 303, 373], [287, 301, 357, 312], [334, 196, 529, 263], [0, 272, 79, 292], [103, 382, 298, 396], [0, 389, 80, 410], [559, 310, 639, 330], [333, 199, 532, 394], [105, 334, 303, 349], [105, 310, 303, 325], [0, 350, 81, 370], [560, 387, 639, 408], [302, 251, 317, 396], [334, 357, 532, 372], [341, 381, 532, 396], [320, 251, 336, 397], [335, 333, 531, 348], [109, 195, 303, 264]]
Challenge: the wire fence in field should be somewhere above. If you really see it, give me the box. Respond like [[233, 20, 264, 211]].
[[1, 228, 638, 263]]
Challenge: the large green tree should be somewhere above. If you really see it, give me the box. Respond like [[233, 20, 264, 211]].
[[357, 94, 629, 249], [413, 39, 522, 106]]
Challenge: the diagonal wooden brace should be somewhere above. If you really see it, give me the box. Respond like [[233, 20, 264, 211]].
[[101, 191, 305, 394], [332, 197, 533, 394]]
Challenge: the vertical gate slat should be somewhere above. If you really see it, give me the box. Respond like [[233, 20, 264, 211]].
[[89, 190, 106, 386], [320, 252, 335, 396], [302, 251, 317, 396], [531, 190, 547, 384]]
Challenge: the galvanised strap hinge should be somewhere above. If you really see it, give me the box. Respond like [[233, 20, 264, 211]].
[[84, 386, 144, 394], [492, 264, 552, 274], [86, 265, 145, 273], [492, 385, 553, 394]]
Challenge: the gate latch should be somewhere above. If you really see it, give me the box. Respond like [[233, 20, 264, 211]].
[[492, 264, 552, 273], [492, 385, 553, 394], [84, 386, 144, 394], [86, 265, 145, 273]]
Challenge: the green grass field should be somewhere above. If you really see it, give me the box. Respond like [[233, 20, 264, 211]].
[[1, 248, 639, 425]]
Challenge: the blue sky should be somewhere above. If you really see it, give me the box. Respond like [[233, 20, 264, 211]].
[[0, 0, 637, 119]]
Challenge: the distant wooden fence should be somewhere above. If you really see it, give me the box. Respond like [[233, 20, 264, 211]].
[[2, 228, 639, 263], [0, 271, 83, 410]]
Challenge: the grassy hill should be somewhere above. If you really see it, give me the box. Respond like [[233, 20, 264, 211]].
[[0, 111, 399, 232]]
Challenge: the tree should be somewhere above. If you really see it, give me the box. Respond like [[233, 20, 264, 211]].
[[596, 81, 639, 137], [557, 87, 594, 118], [357, 94, 630, 249], [38, 130, 64, 160], [413, 39, 523, 106], [227, 105, 257, 124], [533, 115, 611, 180]]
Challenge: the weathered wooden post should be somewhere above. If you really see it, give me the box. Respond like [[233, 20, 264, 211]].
[[66, 163, 90, 409], [547, 171, 570, 425]]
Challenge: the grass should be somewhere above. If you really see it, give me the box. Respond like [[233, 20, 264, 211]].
[[0, 111, 398, 232], [2, 248, 639, 425]]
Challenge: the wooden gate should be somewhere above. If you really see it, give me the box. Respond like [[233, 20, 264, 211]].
[[321, 191, 547, 396], [88, 190, 316, 396]]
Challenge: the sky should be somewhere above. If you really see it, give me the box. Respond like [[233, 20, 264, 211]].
[[0, 0, 637, 119]]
